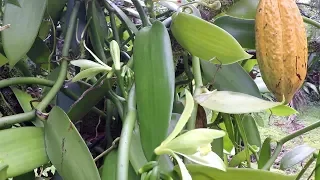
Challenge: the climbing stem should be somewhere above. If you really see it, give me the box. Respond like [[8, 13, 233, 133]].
[[262, 119, 320, 170], [131, 0, 150, 27], [296, 155, 316, 180], [0, 77, 55, 88], [0, 111, 35, 128], [303, 16, 320, 29], [36, 1, 80, 112], [187, 56, 202, 130], [117, 84, 137, 180]]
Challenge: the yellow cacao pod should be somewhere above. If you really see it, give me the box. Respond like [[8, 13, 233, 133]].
[[255, 0, 308, 104]]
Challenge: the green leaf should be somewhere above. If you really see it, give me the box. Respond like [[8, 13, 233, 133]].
[[11, 87, 38, 112], [3, 0, 47, 67], [280, 144, 316, 170], [46, 0, 67, 22], [201, 59, 261, 98], [101, 149, 139, 180], [87, 0, 109, 63], [226, 0, 259, 19], [171, 12, 252, 65], [0, 53, 9, 68], [242, 114, 261, 149], [229, 149, 253, 167], [44, 106, 101, 180], [213, 15, 255, 49], [258, 137, 272, 169], [27, 37, 50, 65], [241, 59, 257, 73], [110, 40, 120, 70], [175, 164, 297, 180], [218, 123, 234, 153], [12, 171, 35, 180], [70, 59, 105, 69], [269, 105, 298, 117], [315, 150, 320, 180], [0, 127, 48, 178], [6, 0, 20, 7], [194, 90, 283, 114], [72, 67, 109, 82], [67, 78, 111, 122], [0, 163, 8, 180]]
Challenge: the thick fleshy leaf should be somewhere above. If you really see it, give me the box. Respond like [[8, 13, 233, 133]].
[[0, 53, 8, 67], [11, 87, 38, 112], [315, 150, 320, 180], [201, 60, 261, 98], [226, 0, 259, 19], [0, 127, 48, 178], [229, 149, 253, 167], [241, 59, 257, 73], [44, 106, 101, 180], [242, 114, 261, 148], [258, 137, 272, 169], [254, 77, 270, 93], [87, 0, 108, 63], [170, 12, 252, 65], [162, 89, 194, 145], [70, 59, 105, 69], [101, 149, 139, 180], [2, 0, 47, 67], [218, 123, 234, 153], [6, 0, 21, 7], [194, 90, 283, 114], [12, 171, 35, 180], [175, 164, 297, 180], [213, 15, 255, 49], [160, 129, 225, 155], [46, 0, 67, 22], [27, 37, 50, 65], [176, 151, 226, 171], [280, 144, 316, 170], [268, 105, 298, 116], [0, 163, 8, 180], [72, 67, 109, 82], [67, 78, 111, 122]]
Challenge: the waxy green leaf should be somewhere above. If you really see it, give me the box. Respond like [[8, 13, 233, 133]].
[[0, 127, 48, 178], [269, 105, 298, 117], [0, 53, 8, 68], [213, 15, 255, 49], [175, 164, 297, 180], [2, 0, 47, 67], [201, 60, 261, 98], [0, 163, 8, 180], [258, 137, 272, 169], [229, 149, 253, 167], [11, 87, 38, 112], [242, 114, 261, 149], [194, 90, 283, 114], [280, 144, 316, 170], [315, 150, 320, 180], [171, 12, 252, 65], [44, 106, 101, 180], [226, 0, 259, 19]]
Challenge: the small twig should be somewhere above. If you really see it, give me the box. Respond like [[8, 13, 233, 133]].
[[94, 137, 120, 162], [0, 24, 10, 31]]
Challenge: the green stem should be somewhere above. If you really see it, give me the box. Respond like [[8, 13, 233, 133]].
[[117, 84, 137, 180], [0, 111, 35, 128], [131, 0, 150, 27], [110, 11, 121, 44], [234, 114, 251, 168], [187, 56, 202, 130], [36, 1, 80, 112], [296, 155, 316, 180], [303, 16, 320, 28], [0, 77, 54, 89], [262, 120, 320, 170]]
